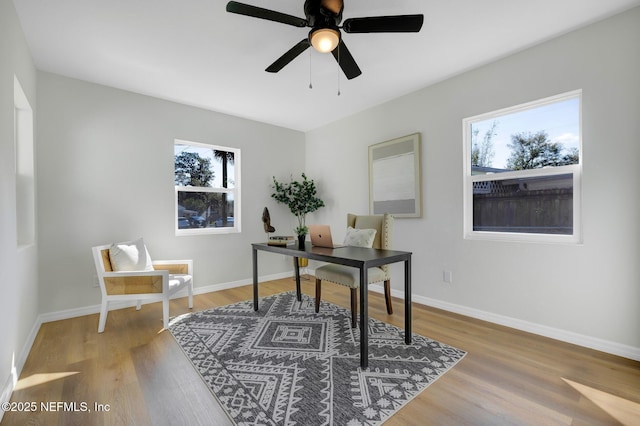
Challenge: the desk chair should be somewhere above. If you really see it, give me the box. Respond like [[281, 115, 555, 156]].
[[314, 213, 394, 327]]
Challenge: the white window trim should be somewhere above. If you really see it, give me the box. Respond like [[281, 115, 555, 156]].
[[462, 90, 582, 244], [14, 75, 36, 248], [174, 139, 241, 236]]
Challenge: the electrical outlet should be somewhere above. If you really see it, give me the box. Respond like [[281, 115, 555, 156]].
[[443, 270, 453, 284]]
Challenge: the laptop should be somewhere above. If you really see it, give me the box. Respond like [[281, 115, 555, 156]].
[[308, 224, 344, 248]]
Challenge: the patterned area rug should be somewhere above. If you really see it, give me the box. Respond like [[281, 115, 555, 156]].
[[169, 291, 465, 425]]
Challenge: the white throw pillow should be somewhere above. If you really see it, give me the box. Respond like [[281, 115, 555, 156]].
[[343, 227, 377, 248], [109, 238, 154, 272]]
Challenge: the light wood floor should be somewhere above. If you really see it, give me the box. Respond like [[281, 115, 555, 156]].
[[3, 278, 639, 425]]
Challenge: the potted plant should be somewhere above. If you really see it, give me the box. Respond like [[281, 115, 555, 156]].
[[272, 173, 325, 249]]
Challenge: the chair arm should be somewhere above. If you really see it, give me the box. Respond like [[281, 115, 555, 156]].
[[102, 270, 169, 278], [152, 260, 193, 275]]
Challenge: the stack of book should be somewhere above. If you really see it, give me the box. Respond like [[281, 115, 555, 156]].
[[267, 235, 295, 246]]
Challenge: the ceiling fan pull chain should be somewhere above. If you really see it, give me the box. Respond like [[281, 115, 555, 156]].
[[337, 45, 341, 96], [309, 50, 313, 89]]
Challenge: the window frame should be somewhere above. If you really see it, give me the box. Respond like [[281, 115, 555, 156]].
[[14, 75, 36, 248], [462, 90, 582, 244], [174, 139, 241, 236]]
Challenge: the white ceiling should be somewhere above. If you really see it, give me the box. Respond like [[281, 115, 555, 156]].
[[13, 0, 640, 131]]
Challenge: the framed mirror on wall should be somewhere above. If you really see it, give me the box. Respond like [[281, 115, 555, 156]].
[[368, 133, 422, 218]]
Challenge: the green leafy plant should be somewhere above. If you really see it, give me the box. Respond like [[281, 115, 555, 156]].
[[272, 173, 325, 236]]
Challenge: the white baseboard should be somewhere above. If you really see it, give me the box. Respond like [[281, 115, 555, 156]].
[[368, 283, 640, 362], [190, 271, 292, 295], [0, 366, 16, 422], [0, 312, 40, 422]]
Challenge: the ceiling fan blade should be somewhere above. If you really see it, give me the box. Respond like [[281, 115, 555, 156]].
[[266, 39, 311, 73], [226, 1, 308, 27], [331, 40, 362, 80], [343, 14, 424, 33]]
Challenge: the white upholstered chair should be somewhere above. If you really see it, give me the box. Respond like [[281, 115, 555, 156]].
[[314, 213, 394, 327], [92, 238, 193, 333]]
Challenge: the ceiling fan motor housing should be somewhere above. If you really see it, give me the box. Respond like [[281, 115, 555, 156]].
[[305, 0, 343, 27]]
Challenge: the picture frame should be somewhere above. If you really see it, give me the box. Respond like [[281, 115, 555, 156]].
[[369, 133, 422, 218]]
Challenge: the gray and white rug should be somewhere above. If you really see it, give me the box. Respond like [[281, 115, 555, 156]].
[[169, 291, 465, 425]]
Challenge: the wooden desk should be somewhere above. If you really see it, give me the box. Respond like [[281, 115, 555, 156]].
[[252, 242, 412, 369]]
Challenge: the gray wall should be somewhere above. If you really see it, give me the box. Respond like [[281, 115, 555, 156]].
[[36, 72, 306, 313], [306, 8, 640, 355], [0, 0, 39, 407]]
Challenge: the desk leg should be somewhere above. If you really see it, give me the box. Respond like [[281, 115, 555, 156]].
[[252, 247, 258, 311], [360, 267, 369, 369], [293, 257, 301, 301], [404, 256, 412, 344]]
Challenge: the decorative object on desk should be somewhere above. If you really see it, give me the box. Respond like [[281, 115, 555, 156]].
[[271, 173, 325, 249], [296, 234, 306, 250], [369, 133, 422, 217], [261, 206, 276, 234], [169, 291, 465, 426], [267, 235, 295, 246]]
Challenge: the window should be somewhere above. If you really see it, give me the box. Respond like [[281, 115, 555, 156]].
[[14, 76, 35, 247], [174, 139, 241, 235], [463, 91, 582, 243]]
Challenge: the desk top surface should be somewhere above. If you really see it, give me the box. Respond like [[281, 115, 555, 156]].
[[253, 242, 411, 267]]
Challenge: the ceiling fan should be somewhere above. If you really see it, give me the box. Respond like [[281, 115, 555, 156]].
[[225, 0, 424, 80]]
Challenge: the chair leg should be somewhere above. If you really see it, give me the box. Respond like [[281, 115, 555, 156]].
[[350, 288, 357, 328], [188, 280, 194, 309], [136, 300, 142, 311], [384, 280, 393, 315], [98, 299, 108, 333], [315, 278, 321, 313], [162, 297, 169, 329]]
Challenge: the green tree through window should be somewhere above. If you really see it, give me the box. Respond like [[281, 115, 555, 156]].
[[471, 120, 497, 167], [175, 151, 214, 186], [507, 131, 579, 170]]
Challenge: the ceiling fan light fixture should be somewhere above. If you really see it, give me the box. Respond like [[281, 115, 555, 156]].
[[310, 28, 340, 53]]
